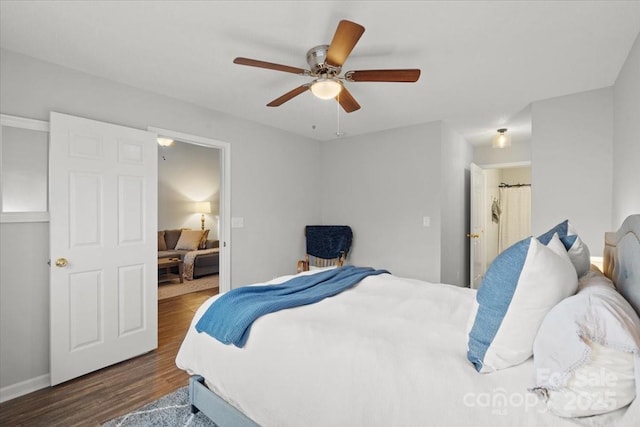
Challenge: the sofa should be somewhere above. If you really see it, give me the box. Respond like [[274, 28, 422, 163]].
[[158, 229, 219, 279]]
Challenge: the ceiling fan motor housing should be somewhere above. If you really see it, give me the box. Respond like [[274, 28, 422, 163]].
[[306, 45, 341, 76]]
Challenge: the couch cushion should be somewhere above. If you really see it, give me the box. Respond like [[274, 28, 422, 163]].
[[164, 229, 183, 250], [158, 231, 167, 251], [204, 239, 220, 249], [158, 250, 186, 260]]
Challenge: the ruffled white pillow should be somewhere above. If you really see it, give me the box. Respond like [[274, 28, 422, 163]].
[[532, 269, 640, 417]]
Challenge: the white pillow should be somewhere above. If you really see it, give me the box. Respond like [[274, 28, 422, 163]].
[[538, 220, 591, 277], [532, 269, 640, 417], [467, 234, 578, 373]]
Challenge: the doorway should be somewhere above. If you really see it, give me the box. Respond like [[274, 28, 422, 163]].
[[469, 162, 531, 288], [150, 127, 231, 294]]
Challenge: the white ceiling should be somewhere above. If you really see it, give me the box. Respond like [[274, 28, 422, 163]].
[[1, 1, 639, 145]]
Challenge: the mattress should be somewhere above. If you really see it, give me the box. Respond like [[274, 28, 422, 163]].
[[176, 269, 637, 427]]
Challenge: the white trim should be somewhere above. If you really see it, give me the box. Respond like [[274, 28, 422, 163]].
[[0, 373, 50, 403], [0, 212, 49, 223], [0, 114, 49, 132], [476, 160, 531, 169], [148, 126, 232, 294]]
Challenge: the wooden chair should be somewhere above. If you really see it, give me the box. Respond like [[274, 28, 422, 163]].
[[297, 225, 353, 273]]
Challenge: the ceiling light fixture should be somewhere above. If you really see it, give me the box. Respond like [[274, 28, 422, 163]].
[[157, 137, 174, 147], [492, 128, 511, 149], [310, 78, 342, 100]]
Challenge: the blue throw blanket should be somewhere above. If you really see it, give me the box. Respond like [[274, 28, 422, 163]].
[[195, 266, 389, 347]]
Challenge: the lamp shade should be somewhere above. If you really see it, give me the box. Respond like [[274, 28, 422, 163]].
[[492, 128, 511, 149], [194, 201, 211, 214], [310, 78, 342, 100]]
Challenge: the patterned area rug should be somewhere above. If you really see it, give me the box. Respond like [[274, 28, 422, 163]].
[[102, 386, 216, 426], [158, 274, 219, 300]]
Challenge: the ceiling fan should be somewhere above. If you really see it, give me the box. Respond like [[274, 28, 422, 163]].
[[233, 20, 421, 113]]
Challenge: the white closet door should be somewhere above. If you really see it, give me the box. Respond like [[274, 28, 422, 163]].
[[49, 112, 158, 385]]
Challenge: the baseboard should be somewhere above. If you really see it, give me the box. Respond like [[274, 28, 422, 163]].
[[0, 374, 50, 403]]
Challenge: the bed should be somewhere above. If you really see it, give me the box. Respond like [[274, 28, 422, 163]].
[[176, 215, 640, 427]]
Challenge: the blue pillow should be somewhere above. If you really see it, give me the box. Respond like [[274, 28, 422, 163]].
[[538, 220, 591, 277], [467, 234, 578, 373]]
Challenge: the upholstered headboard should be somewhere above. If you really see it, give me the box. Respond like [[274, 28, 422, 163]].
[[603, 214, 640, 316]]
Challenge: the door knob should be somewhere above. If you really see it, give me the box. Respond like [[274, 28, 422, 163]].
[[55, 258, 69, 267], [466, 233, 480, 239]]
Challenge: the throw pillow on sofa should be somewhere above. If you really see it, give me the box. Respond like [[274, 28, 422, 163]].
[[164, 229, 183, 250], [175, 230, 205, 251], [158, 230, 167, 251], [199, 229, 210, 249]]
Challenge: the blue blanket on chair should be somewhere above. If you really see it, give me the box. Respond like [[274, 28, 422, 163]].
[[306, 225, 352, 259], [195, 266, 389, 347]]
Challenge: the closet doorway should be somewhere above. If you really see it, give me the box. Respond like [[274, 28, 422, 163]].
[[469, 162, 531, 288]]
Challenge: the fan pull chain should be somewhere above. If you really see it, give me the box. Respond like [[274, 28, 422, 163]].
[[336, 97, 340, 136], [335, 93, 345, 138]]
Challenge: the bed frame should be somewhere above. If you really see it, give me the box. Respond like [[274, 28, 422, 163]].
[[189, 214, 640, 426], [189, 375, 259, 426]]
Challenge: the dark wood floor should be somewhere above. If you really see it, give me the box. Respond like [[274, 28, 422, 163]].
[[0, 288, 218, 427]]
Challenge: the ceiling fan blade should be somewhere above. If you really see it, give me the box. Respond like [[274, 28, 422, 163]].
[[346, 69, 421, 82], [326, 20, 365, 67], [336, 86, 361, 113], [267, 85, 310, 107], [233, 57, 308, 75]]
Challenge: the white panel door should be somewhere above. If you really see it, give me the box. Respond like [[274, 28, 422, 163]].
[[49, 112, 157, 385], [469, 163, 486, 289]]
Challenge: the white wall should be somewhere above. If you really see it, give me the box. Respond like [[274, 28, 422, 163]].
[[320, 122, 444, 283], [440, 123, 473, 286], [613, 32, 640, 228], [158, 141, 221, 238], [473, 139, 532, 166], [531, 87, 613, 256], [501, 167, 531, 185], [0, 222, 50, 393], [0, 49, 321, 394]]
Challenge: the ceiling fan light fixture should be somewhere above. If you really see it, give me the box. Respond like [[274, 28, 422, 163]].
[[492, 128, 511, 149], [310, 78, 342, 100]]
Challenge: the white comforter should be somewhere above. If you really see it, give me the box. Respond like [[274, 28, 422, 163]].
[[176, 269, 638, 427]]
